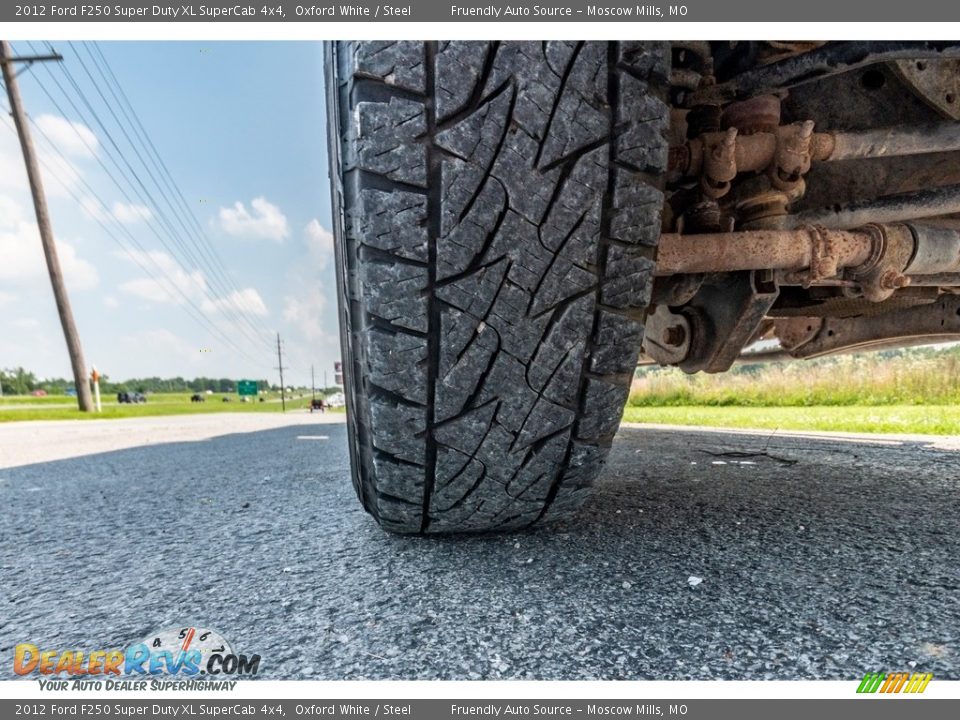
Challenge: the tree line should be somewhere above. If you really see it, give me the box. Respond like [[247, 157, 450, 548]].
[[0, 368, 276, 395]]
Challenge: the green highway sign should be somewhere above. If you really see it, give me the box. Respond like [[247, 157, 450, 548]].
[[237, 380, 258, 396]]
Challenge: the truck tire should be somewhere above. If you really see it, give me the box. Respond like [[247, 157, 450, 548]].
[[326, 41, 669, 533]]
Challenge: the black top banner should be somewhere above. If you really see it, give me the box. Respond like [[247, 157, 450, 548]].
[[4, 0, 960, 22]]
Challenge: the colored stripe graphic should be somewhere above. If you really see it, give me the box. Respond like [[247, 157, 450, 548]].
[[857, 672, 932, 694]]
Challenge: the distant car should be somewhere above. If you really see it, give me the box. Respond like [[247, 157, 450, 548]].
[[326, 392, 345, 408], [222, 396, 231, 402], [190, 393, 205, 403], [117, 391, 147, 404], [310, 398, 326, 413], [31, 389, 47, 397]]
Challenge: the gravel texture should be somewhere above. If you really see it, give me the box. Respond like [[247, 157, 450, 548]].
[[1, 417, 957, 680]]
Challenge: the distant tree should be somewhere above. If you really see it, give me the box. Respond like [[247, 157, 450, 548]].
[[1, 367, 36, 395]]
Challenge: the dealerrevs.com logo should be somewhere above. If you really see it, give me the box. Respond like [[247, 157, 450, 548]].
[[14, 627, 261, 685]]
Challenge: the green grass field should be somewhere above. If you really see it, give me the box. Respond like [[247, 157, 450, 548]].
[[621, 405, 960, 435], [0, 392, 343, 422]]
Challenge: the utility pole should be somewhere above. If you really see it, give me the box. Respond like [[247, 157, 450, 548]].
[[311, 364, 316, 401], [1, 41, 93, 412], [276, 332, 286, 412]]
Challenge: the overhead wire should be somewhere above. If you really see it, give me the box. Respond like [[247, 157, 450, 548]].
[[0, 102, 271, 371], [60, 41, 275, 351], [18, 41, 275, 353], [87, 41, 268, 334]]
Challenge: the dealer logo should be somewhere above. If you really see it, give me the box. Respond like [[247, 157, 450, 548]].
[[14, 626, 261, 677]]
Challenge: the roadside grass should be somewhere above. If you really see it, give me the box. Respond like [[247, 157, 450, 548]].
[[621, 405, 960, 435], [0, 393, 345, 422], [0, 395, 78, 405], [629, 351, 960, 408]]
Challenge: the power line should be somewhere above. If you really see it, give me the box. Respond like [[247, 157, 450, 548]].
[[87, 41, 268, 334], [74, 41, 275, 349], [17, 41, 274, 353], [60, 42, 274, 351], [20, 40, 269, 351], [0, 108, 270, 371]]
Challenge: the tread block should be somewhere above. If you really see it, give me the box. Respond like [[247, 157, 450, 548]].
[[354, 41, 426, 93], [609, 177, 664, 247], [437, 178, 507, 280], [355, 98, 427, 186], [359, 258, 429, 333], [591, 312, 646, 375], [601, 246, 656, 309], [436, 41, 489, 120], [577, 378, 630, 442], [363, 328, 429, 405], [367, 398, 427, 465], [355, 189, 428, 262]]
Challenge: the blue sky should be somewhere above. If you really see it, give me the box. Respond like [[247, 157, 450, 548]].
[[0, 41, 340, 387]]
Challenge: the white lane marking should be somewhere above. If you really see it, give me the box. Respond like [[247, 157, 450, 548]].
[[297, 435, 329, 440]]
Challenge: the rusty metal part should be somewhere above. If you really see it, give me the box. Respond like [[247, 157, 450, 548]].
[[818, 121, 960, 161], [685, 104, 723, 138], [770, 121, 814, 193], [679, 270, 780, 374], [775, 295, 960, 359], [735, 190, 792, 229], [676, 199, 731, 234], [755, 42, 827, 66], [903, 224, 960, 274], [651, 274, 704, 306], [844, 224, 915, 302], [774, 317, 824, 351], [906, 273, 960, 286], [700, 127, 739, 198], [656, 222, 960, 302], [892, 58, 960, 120], [770, 288, 942, 318], [642, 305, 692, 365], [671, 68, 703, 91], [655, 226, 876, 277], [790, 184, 960, 229], [721, 94, 781, 134], [670, 121, 960, 179], [700, 41, 960, 103]]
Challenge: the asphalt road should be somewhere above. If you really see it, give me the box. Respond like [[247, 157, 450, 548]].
[[1, 417, 958, 680]]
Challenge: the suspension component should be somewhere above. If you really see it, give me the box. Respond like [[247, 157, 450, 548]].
[[655, 222, 960, 301]]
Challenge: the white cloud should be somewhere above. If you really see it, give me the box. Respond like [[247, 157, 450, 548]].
[[14, 318, 39, 329], [0, 290, 15, 306], [1, 117, 83, 198], [202, 288, 268, 317], [103, 295, 119, 309], [34, 114, 98, 159], [282, 289, 337, 346], [83, 198, 152, 225], [219, 196, 288, 242], [304, 219, 335, 270], [112, 201, 152, 224], [124, 329, 203, 369], [118, 249, 207, 304], [117, 249, 269, 321], [0, 194, 99, 291], [281, 220, 340, 352]]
